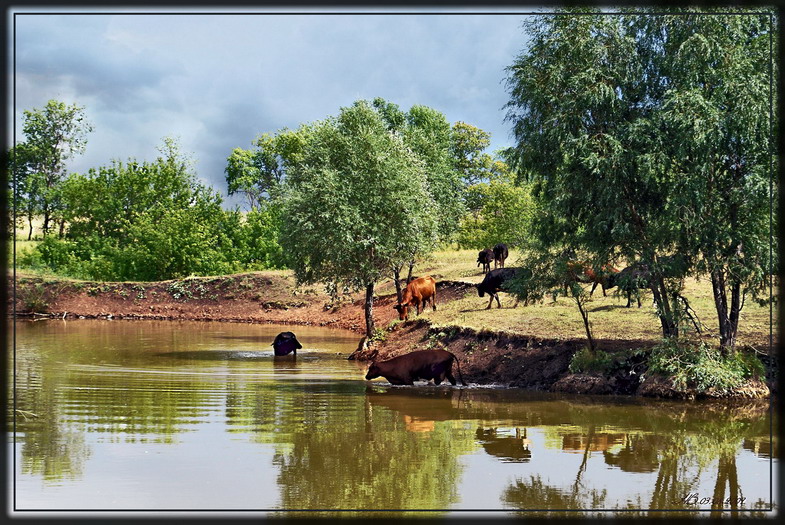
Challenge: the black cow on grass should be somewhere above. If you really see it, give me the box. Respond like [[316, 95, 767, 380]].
[[493, 243, 508, 269], [476, 267, 520, 309], [477, 248, 494, 274]]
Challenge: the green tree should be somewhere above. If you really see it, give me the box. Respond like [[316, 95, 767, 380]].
[[280, 100, 438, 338], [7, 144, 40, 240], [458, 166, 535, 250], [372, 98, 464, 298], [504, 10, 774, 345], [224, 129, 308, 209], [451, 121, 493, 188], [16, 100, 93, 237], [49, 138, 237, 280], [634, 12, 775, 352]]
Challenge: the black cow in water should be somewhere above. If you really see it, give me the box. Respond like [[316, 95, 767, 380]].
[[272, 331, 302, 356], [476, 267, 520, 309], [365, 349, 466, 386], [493, 243, 508, 269], [477, 248, 494, 274]]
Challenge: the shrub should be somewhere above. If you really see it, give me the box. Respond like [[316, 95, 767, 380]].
[[568, 347, 616, 374], [647, 338, 765, 394], [19, 283, 48, 313]]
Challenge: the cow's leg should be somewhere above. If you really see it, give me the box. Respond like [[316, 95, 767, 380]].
[[446, 369, 457, 385], [512, 295, 520, 308], [601, 283, 607, 297], [590, 282, 598, 296], [495, 293, 502, 308], [486, 295, 494, 309]]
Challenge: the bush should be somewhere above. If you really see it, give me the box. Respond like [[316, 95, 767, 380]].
[[568, 347, 616, 374], [19, 283, 48, 313], [647, 338, 765, 394]]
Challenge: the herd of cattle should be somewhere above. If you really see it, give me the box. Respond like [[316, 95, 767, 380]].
[[272, 246, 668, 386]]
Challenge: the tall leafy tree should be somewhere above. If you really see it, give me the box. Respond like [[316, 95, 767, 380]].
[[458, 164, 536, 250], [280, 100, 438, 338], [56, 138, 236, 280], [16, 100, 93, 237], [504, 9, 775, 348], [635, 12, 774, 352], [451, 121, 493, 187], [224, 128, 308, 210]]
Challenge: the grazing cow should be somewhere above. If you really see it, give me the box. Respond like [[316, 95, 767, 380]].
[[365, 349, 466, 386], [585, 264, 620, 297], [272, 331, 302, 356], [606, 264, 651, 308], [476, 267, 519, 309], [493, 243, 509, 269], [394, 275, 437, 321], [477, 248, 494, 274]]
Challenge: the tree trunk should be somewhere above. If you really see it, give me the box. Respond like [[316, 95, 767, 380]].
[[364, 282, 375, 339], [27, 215, 33, 241], [42, 210, 50, 237], [393, 265, 403, 304], [574, 292, 595, 354], [711, 269, 739, 354], [58, 218, 65, 239], [406, 259, 415, 284], [649, 274, 678, 339]]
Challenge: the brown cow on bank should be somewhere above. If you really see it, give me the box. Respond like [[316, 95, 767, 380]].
[[365, 349, 466, 386], [394, 275, 437, 321]]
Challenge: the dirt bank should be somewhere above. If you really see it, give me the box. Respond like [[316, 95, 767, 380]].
[[9, 273, 773, 399]]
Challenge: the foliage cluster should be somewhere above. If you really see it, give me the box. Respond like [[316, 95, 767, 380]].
[[504, 8, 775, 351], [646, 338, 765, 394]]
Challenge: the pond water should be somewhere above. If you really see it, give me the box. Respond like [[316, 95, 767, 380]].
[[8, 319, 777, 517]]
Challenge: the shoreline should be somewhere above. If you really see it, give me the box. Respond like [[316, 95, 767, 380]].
[[9, 273, 775, 400]]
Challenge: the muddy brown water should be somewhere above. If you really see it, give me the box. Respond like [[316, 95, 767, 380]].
[[8, 319, 777, 516]]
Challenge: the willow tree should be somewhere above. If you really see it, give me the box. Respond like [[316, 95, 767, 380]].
[[635, 12, 775, 352], [504, 12, 686, 338], [280, 101, 437, 338], [504, 9, 775, 347]]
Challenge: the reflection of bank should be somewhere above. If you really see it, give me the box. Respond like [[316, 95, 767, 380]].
[[475, 427, 532, 462], [743, 436, 777, 459], [561, 432, 626, 453]]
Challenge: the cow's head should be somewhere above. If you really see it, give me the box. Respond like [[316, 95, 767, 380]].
[[476, 283, 485, 298], [393, 303, 409, 321], [365, 362, 381, 380]]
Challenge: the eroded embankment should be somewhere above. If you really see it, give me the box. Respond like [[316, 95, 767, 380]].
[[348, 319, 772, 399]]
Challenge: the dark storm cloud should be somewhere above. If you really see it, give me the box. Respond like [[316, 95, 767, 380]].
[[11, 11, 529, 203]]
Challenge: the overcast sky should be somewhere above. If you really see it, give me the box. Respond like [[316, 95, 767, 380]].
[[11, 8, 535, 208]]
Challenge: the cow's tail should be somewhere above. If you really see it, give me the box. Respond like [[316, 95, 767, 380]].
[[453, 354, 467, 387]]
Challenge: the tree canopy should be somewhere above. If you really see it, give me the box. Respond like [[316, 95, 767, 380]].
[[504, 9, 775, 349], [279, 100, 438, 337]]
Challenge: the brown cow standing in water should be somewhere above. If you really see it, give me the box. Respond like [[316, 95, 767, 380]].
[[365, 349, 467, 386], [393, 275, 437, 321]]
